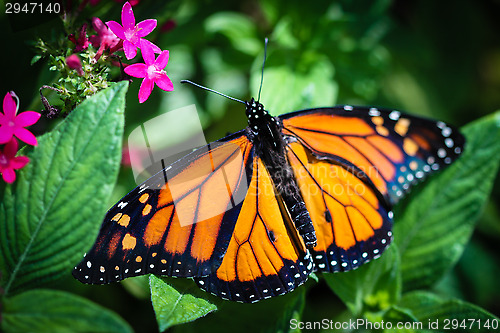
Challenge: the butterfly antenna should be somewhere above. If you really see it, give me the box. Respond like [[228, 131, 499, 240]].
[[257, 37, 268, 102], [180, 80, 245, 105]]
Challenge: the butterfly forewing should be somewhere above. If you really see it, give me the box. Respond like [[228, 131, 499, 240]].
[[73, 132, 253, 283], [281, 106, 465, 206]]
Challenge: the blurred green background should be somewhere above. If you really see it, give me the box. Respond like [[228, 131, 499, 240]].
[[1, 0, 499, 331]]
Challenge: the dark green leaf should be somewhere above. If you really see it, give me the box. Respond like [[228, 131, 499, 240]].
[[269, 287, 306, 333], [324, 244, 401, 316], [150, 275, 217, 332], [1, 289, 132, 333], [0, 82, 128, 296], [397, 291, 499, 332], [394, 111, 500, 290]]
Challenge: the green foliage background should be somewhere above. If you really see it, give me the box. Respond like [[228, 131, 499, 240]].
[[1, 0, 500, 332]]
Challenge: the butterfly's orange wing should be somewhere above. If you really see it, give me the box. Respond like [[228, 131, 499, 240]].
[[195, 157, 313, 303], [281, 106, 464, 206], [281, 106, 464, 272], [73, 132, 253, 283], [286, 142, 392, 271]]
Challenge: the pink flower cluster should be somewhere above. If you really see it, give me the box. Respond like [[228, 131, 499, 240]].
[[68, 1, 173, 103], [0, 92, 41, 183]]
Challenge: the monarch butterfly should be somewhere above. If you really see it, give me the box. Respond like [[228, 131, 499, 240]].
[[73, 58, 465, 304]]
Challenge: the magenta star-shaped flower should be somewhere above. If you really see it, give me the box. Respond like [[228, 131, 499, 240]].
[[0, 92, 41, 146], [106, 1, 160, 60], [0, 138, 29, 184], [125, 39, 173, 103], [89, 17, 123, 60]]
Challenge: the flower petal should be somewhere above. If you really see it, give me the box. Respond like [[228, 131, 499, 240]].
[[123, 40, 138, 60], [11, 155, 29, 169], [155, 72, 174, 91], [124, 63, 148, 78], [139, 39, 156, 65], [14, 127, 38, 146], [4, 138, 19, 158], [138, 78, 154, 103], [136, 19, 157, 37], [155, 50, 169, 69], [2, 168, 16, 183], [15, 111, 41, 127], [91, 17, 106, 34], [149, 41, 162, 54], [3, 92, 17, 118], [121, 2, 135, 29], [0, 126, 15, 144], [106, 21, 125, 39]]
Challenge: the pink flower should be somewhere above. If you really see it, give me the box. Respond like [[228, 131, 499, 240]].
[[68, 23, 90, 52], [0, 139, 29, 184], [66, 54, 84, 75], [125, 39, 173, 103], [0, 92, 41, 146], [106, 1, 160, 60], [89, 17, 122, 60]]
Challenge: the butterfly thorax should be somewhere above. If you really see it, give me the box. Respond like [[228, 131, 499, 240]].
[[245, 98, 284, 153]]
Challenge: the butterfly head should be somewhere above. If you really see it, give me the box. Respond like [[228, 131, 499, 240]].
[[246, 97, 275, 133]]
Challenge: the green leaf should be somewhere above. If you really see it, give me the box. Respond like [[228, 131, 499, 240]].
[[269, 287, 306, 333], [396, 291, 499, 332], [250, 50, 338, 115], [394, 111, 500, 290], [204, 12, 261, 56], [324, 244, 401, 316], [121, 275, 151, 300], [150, 275, 217, 332], [1, 289, 132, 333], [30, 54, 42, 65], [0, 82, 128, 296], [170, 283, 307, 333]]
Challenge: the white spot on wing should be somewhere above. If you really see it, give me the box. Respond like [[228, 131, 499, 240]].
[[118, 201, 128, 209], [445, 138, 454, 148], [389, 110, 401, 120]]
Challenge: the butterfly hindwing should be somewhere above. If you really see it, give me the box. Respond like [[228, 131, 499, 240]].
[[73, 132, 253, 283], [286, 142, 393, 272], [281, 106, 465, 206], [195, 157, 314, 303]]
